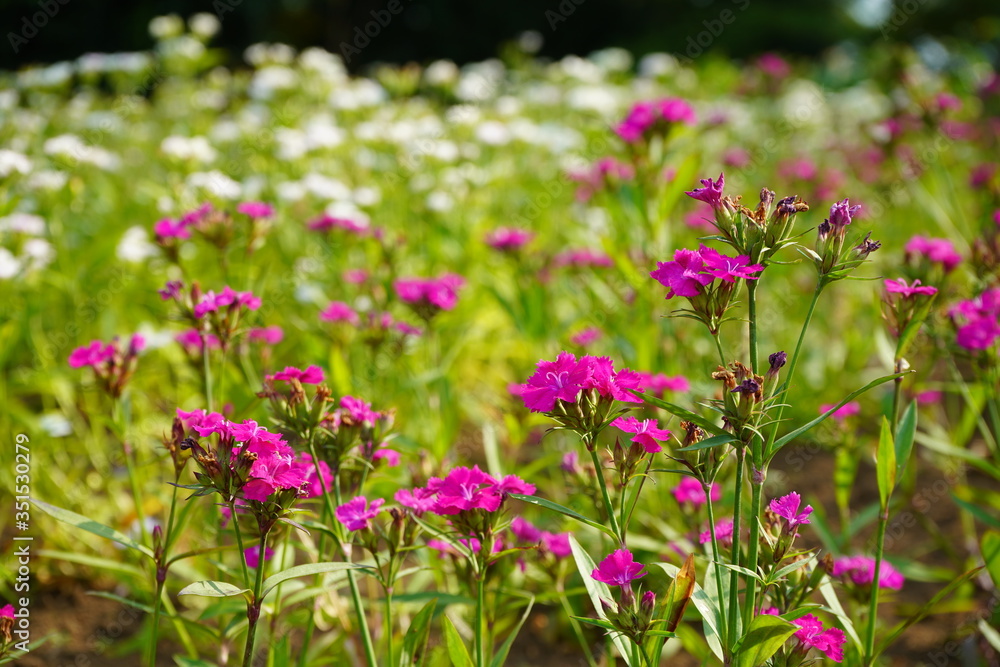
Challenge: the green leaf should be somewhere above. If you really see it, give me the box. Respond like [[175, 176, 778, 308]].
[[510, 494, 618, 542], [833, 448, 857, 533], [37, 549, 144, 579], [262, 562, 367, 599], [734, 615, 797, 667], [491, 595, 534, 667], [952, 495, 1000, 531], [442, 615, 474, 667], [639, 394, 725, 435], [876, 416, 896, 509], [874, 566, 983, 658], [654, 562, 725, 662], [569, 536, 636, 665], [174, 658, 219, 667], [400, 598, 437, 667], [177, 580, 250, 599], [770, 372, 909, 455], [676, 433, 738, 453], [817, 575, 862, 652], [32, 498, 154, 558], [894, 401, 917, 481], [981, 531, 1000, 590]]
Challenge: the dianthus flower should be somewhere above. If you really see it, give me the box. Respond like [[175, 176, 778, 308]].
[[818, 401, 860, 421], [394, 274, 465, 314], [335, 496, 385, 531], [905, 235, 962, 272], [832, 555, 905, 590], [612, 416, 671, 453], [591, 549, 646, 587], [307, 214, 369, 234], [319, 301, 360, 325], [485, 227, 534, 251], [769, 492, 813, 528], [884, 278, 938, 297], [792, 615, 846, 663], [615, 98, 696, 143], [267, 365, 325, 385], [672, 477, 721, 508], [236, 201, 274, 219]]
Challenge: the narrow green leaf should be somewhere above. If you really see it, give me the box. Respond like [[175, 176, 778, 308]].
[[771, 372, 908, 454], [639, 394, 725, 435], [32, 498, 154, 558], [654, 562, 725, 662], [174, 657, 219, 667], [676, 433, 738, 453], [177, 580, 250, 599], [876, 416, 896, 509], [716, 562, 764, 582], [979, 619, 1000, 654], [833, 448, 857, 533], [442, 615, 474, 667], [510, 494, 618, 542], [981, 531, 1000, 590], [400, 598, 437, 667], [817, 575, 862, 651], [952, 496, 1000, 531], [894, 401, 917, 481], [38, 550, 144, 578], [491, 595, 534, 667], [569, 536, 636, 665], [734, 615, 797, 667], [769, 554, 816, 584], [262, 562, 366, 599]]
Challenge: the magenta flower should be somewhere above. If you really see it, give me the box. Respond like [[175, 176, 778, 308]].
[[159, 280, 183, 301], [699, 519, 734, 546], [427, 466, 503, 514], [819, 401, 861, 421], [236, 201, 274, 219], [832, 556, 904, 590], [68, 340, 115, 368], [698, 245, 764, 282], [176, 329, 221, 353], [905, 236, 961, 272], [248, 326, 283, 345], [394, 274, 465, 312], [344, 268, 369, 284], [308, 214, 369, 234], [299, 452, 333, 498], [243, 450, 308, 501], [612, 416, 671, 453], [827, 199, 861, 229], [181, 203, 213, 227], [373, 447, 400, 466], [0, 604, 13, 619], [884, 278, 938, 297], [615, 98, 695, 142], [650, 248, 714, 298], [561, 451, 580, 474], [394, 487, 437, 513], [541, 532, 572, 558], [950, 289, 1000, 350], [769, 492, 813, 528], [553, 249, 614, 269], [267, 365, 325, 385], [486, 227, 534, 251], [793, 615, 846, 663], [320, 301, 360, 325], [672, 477, 721, 508], [570, 326, 603, 347], [514, 351, 591, 412], [153, 218, 191, 240], [335, 496, 385, 531], [637, 372, 690, 396], [510, 517, 543, 543], [685, 173, 726, 211], [244, 545, 275, 568], [591, 549, 646, 587], [957, 318, 1000, 350], [193, 286, 261, 318], [584, 356, 644, 403]]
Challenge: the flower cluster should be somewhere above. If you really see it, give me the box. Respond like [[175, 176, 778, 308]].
[[615, 98, 696, 143], [832, 555, 905, 591], [485, 227, 534, 252], [904, 235, 962, 273], [767, 491, 813, 561], [672, 477, 721, 509], [307, 213, 371, 235], [396, 465, 534, 516], [809, 199, 881, 280], [779, 611, 847, 663], [160, 281, 262, 349], [568, 157, 634, 201], [590, 549, 657, 641], [882, 278, 939, 340], [68, 334, 145, 398], [393, 273, 465, 319], [508, 516, 572, 559], [949, 288, 1000, 350]]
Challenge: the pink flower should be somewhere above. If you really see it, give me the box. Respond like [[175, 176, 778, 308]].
[[916, 390, 942, 404], [591, 549, 646, 586], [514, 351, 591, 412], [685, 173, 726, 211], [698, 245, 764, 282], [650, 248, 714, 298], [905, 236, 962, 272], [344, 269, 369, 284], [176, 329, 221, 353], [244, 545, 275, 568], [68, 340, 115, 368], [819, 401, 860, 421], [486, 227, 534, 250], [584, 356, 644, 403], [612, 416, 671, 453], [541, 532, 572, 558], [395, 487, 437, 513], [236, 202, 274, 219], [159, 280, 183, 300], [153, 218, 191, 240], [267, 365, 325, 385], [833, 556, 905, 590], [757, 52, 790, 78], [181, 203, 213, 227], [510, 517, 543, 543], [615, 98, 696, 143], [553, 249, 614, 269], [308, 214, 369, 234], [793, 614, 846, 662], [243, 450, 308, 501], [248, 326, 283, 345], [193, 287, 261, 318], [394, 274, 465, 312], [427, 466, 503, 514], [299, 452, 333, 498], [320, 301, 360, 325], [373, 447, 400, 467], [0, 603, 13, 619], [769, 492, 813, 528], [335, 496, 385, 531], [637, 372, 690, 396], [338, 395, 380, 426], [570, 326, 603, 347], [884, 278, 938, 297], [827, 199, 861, 230], [176, 408, 226, 433], [672, 477, 721, 508], [699, 519, 733, 546]]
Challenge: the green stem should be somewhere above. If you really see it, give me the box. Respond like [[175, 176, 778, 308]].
[[587, 445, 622, 545], [148, 484, 180, 667], [764, 284, 824, 461], [743, 467, 765, 627], [385, 581, 395, 667], [242, 529, 270, 667], [476, 569, 488, 667], [727, 446, 745, 651], [747, 279, 759, 374], [202, 345, 214, 412], [864, 507, 889, 665], [705, 486, 729, 649], [229, 501, 251, 591], [713, 332, 727, 367], [114, 398, 149, 547], [333, 475, 378, 667], [621, 457, 654, 539], [148, 578, 165, 667]]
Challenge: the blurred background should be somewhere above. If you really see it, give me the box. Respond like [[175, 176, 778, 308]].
[[2, 0, 999, 71]]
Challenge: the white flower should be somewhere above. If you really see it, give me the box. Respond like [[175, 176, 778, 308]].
[[117, 226, 159, 263], [0, 150, 32, 177], [22, 239, 54, 269], [39, 413, 73, 438], [638, 53, 677, 78], [27, 170, 68, 190], [566, 85, 623, 115], [353, 186, 381, 207], [0, 248, 21, 279], [187, 171, 242, 199], [249, 66, 298, 99], [475, 121, 511, 145], [43, 134, 120, 170], [149, 14, 184, 39], [424, 60, 459, 86], [161, 136, 218, 163], [590, 48, 633, 73], [0, 213, 45, 235], [189, 13, 221, 39], [426, 191, 454, 212], [303, 173, 351, 200]]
